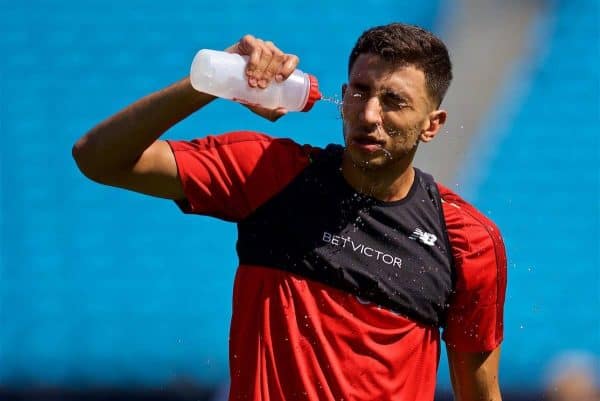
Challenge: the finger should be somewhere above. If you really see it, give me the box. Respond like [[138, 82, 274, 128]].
[[234, 35, 262, 87], [252, 39, 275, 84], [224, 43, 237, 53], [260, 41, 286, 87], [236, 34, 256, 55], [246, 47, 262, 87], [278, 54, 300, 82]]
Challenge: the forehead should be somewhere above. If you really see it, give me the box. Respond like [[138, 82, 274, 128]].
[[349, 53, 428, 101]]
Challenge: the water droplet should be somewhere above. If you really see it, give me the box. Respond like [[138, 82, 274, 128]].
[[321, 94, 343, 106]]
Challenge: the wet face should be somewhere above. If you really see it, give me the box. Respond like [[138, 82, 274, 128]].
[[342, 53, 437, 170]]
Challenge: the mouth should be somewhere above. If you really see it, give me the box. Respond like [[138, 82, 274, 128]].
[[349, 135, 385, 153]]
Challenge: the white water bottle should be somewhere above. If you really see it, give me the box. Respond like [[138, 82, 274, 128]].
[[190, 49, 321, 112]]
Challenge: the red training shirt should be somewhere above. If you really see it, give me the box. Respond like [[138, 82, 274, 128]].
[[167, 131, 507, 401]]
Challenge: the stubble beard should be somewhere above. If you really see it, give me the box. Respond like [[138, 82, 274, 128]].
[[343, 124, 421, 172]]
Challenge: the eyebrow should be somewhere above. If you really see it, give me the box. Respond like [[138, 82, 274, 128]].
[[349, 79, 414, 104], [348, 81, 370, 91]]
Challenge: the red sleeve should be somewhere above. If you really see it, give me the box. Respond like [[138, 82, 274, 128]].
[[438, 184, 507, 352], [166, 131, 314, 222]]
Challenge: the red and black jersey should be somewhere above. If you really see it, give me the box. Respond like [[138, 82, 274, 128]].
[[167, 131, 507, 401]]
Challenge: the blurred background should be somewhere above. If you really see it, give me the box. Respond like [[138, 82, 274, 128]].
[[1, 0, 598, 400]]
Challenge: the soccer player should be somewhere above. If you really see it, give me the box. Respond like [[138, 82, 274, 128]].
[[73, 23, 507, 401]]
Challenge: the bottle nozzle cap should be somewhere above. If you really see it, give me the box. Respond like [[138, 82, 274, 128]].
[[301, 75, 322, 112]]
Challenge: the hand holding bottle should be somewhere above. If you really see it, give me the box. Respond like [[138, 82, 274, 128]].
[[190, 35, 321, 120], [224, 35, 300, 121], [225, 35, 300, 90]]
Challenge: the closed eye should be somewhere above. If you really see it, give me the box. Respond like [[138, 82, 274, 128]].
[[382, 91, 409, 109], [346, 84, 369, 101], [348, 88, 367, 99]]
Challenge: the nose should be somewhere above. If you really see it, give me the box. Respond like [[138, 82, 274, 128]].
[[359, 96, 383, 126]]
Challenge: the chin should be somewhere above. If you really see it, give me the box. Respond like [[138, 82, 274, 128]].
[[347, 149, 387, 170]]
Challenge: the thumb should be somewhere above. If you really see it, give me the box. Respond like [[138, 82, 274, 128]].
[[246, 105, 288, 122], [268, 107, 288, 121]]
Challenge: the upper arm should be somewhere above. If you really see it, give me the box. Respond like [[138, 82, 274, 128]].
[[167, 132, 313, 221], [437, 189, 507, 400], [105, 140, 185, 200], [441, 195, 507, 352], [447, 345, 502, 401]]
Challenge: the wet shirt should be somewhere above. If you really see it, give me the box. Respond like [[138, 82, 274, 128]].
[[167, 131, 507, 401]]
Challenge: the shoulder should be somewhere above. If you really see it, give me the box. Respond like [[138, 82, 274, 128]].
[[167, 130, 320, 178], [168, 130, 313, 155], [437, 185, 507, 351], [437, 183, 505, 257], [437, 184, 507, 302], [166, 130, 325, 220]]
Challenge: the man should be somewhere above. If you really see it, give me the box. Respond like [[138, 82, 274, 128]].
[[73, 23, 506, 401]]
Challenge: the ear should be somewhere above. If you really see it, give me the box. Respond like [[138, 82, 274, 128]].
[[419, 109, 447, 143]]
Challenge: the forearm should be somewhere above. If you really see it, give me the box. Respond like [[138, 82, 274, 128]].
[[72, 77, 215, 180], [451, 371, 502, 401], [448, 347, 502, 401]]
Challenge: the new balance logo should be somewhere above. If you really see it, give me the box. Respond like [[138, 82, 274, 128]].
[[409, 228, 437, 246]]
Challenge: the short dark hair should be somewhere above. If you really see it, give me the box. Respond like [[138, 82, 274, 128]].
[[348, 23, 453, 108]]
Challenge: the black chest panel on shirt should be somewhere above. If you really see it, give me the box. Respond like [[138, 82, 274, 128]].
[[236, 145, 455, 327]]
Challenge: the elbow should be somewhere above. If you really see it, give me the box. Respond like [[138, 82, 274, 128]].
[[71, 138, 108, 184], [72, 138, 94, 179]]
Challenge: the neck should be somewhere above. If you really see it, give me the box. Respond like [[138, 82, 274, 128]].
[[341, 152, 416, 202]]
